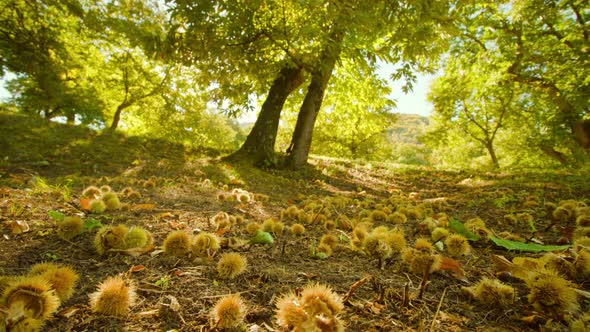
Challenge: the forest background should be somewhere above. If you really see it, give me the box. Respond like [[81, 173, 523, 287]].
[[0, 0, 588, 171]]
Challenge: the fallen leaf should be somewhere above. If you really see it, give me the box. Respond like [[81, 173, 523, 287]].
[[365, 301, 384, 314], [129, 265, 146, 273], [489, 236, 571, 252], [520, 314, 545, 325], [297, 272, 319, 279], [448, 219, 480, 241], [574, 288, 590, 299], [227, 237, 247, 249], [490, 254, 536, 281], [83, 218, 102, 230], [6, 220, 29, 235], [438, 256, 467, 281], [158, 212, 175, 219], [47, 210, 65, 221], [80, 198, 91, 210], [131, 204, 156, 211], [168, 221, 185, 230], [57, 305, 83, 318], [490, 254, 513, 273], [136, 309, 160, 317], [162, 295, 181, 312], [151, 249, 164, 257]]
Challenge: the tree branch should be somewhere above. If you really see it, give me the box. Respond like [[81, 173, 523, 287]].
[[568, 0, 589, 41]]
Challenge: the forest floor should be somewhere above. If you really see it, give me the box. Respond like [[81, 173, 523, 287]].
[[1, 112, 590, 332]]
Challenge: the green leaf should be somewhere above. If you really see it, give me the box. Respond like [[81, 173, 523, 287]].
[[433, 241, 444, 252], [313, 252, 328, 259], [48, 210, 65, 222], [83, 218, 102, 230], [488, 236, 571, 253], [249, 230, 274, 244], [449, 219, 479, 241], [45, 252, 59, 260]]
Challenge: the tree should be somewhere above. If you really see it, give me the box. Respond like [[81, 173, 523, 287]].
[[437, 0, 590, 165], [0, 0, 104, 123], [170, 0, 458, 168], [428, 56, 515, 169], [282, 60, 397, 161], [282, 0, 461, 168], [169, 0, 301, 164], [104, 49, 173, 132]]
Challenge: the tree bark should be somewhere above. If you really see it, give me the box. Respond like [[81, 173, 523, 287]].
[[66, 113, 75, 125], [285, 36, 341, 169], [485, 141, 500, 169], [540, 145, 568, 165], [109, 101, 130, 132], [573, 119, 590, 149], [228, 66, 304, 164]]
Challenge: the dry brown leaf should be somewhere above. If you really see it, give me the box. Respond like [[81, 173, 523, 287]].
[[131, 203, 156, 211], [5, 220, 29, 235], [162, 295, 181, 312], [365, 301, 384, 314], [297, 272, 319, 279], [437, 311, 467, 325], [110, 242, 154, 257], [168, 220, 185, 229], [79, 198, 91, 210], [438, 257, 467, 281], [490, 254, 513, 273], [490, 254, 535, 280], [136, 309, 160, 318], [574, 288, 590, 299], [57, 305, 83, 318], [520, 314, 545, 325], [129, 265, 146, 273], [342, 275, 372, 303], [158, 212, 175, 219]]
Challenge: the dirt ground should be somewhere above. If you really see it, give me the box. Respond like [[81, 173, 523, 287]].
[[1, 114, 590, 331]]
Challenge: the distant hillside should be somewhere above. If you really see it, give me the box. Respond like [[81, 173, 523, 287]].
[[388, 113, 429, 144]]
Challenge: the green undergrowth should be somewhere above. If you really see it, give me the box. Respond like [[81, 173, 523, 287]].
[[0, 112, 222, 181]]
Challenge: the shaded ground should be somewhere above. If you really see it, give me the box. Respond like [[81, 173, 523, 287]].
[[1, 112, 590, 331]]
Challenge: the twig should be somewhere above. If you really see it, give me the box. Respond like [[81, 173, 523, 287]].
[[430, 287, 448, 332], [137, 287, 166, 294], [200, 291, 251, 299], [281, 238, 287, 256], [543, 221, 557, 232], [342, 275, 372, 303], [335, 229, 351, 241], [311, 206, 326, 224], [401, 282, 410, 307], [418, 269, 430, 299]]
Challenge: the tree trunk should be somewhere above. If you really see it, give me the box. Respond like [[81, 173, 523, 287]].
[[573, 119, 590, 149], [540, 145, 568, 165], [485, 141, 500, 169], [285, 38, 341, 169], [228, 66, 304, 165], [66, 113, 75, 125], [109, 102, 129, 132]]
